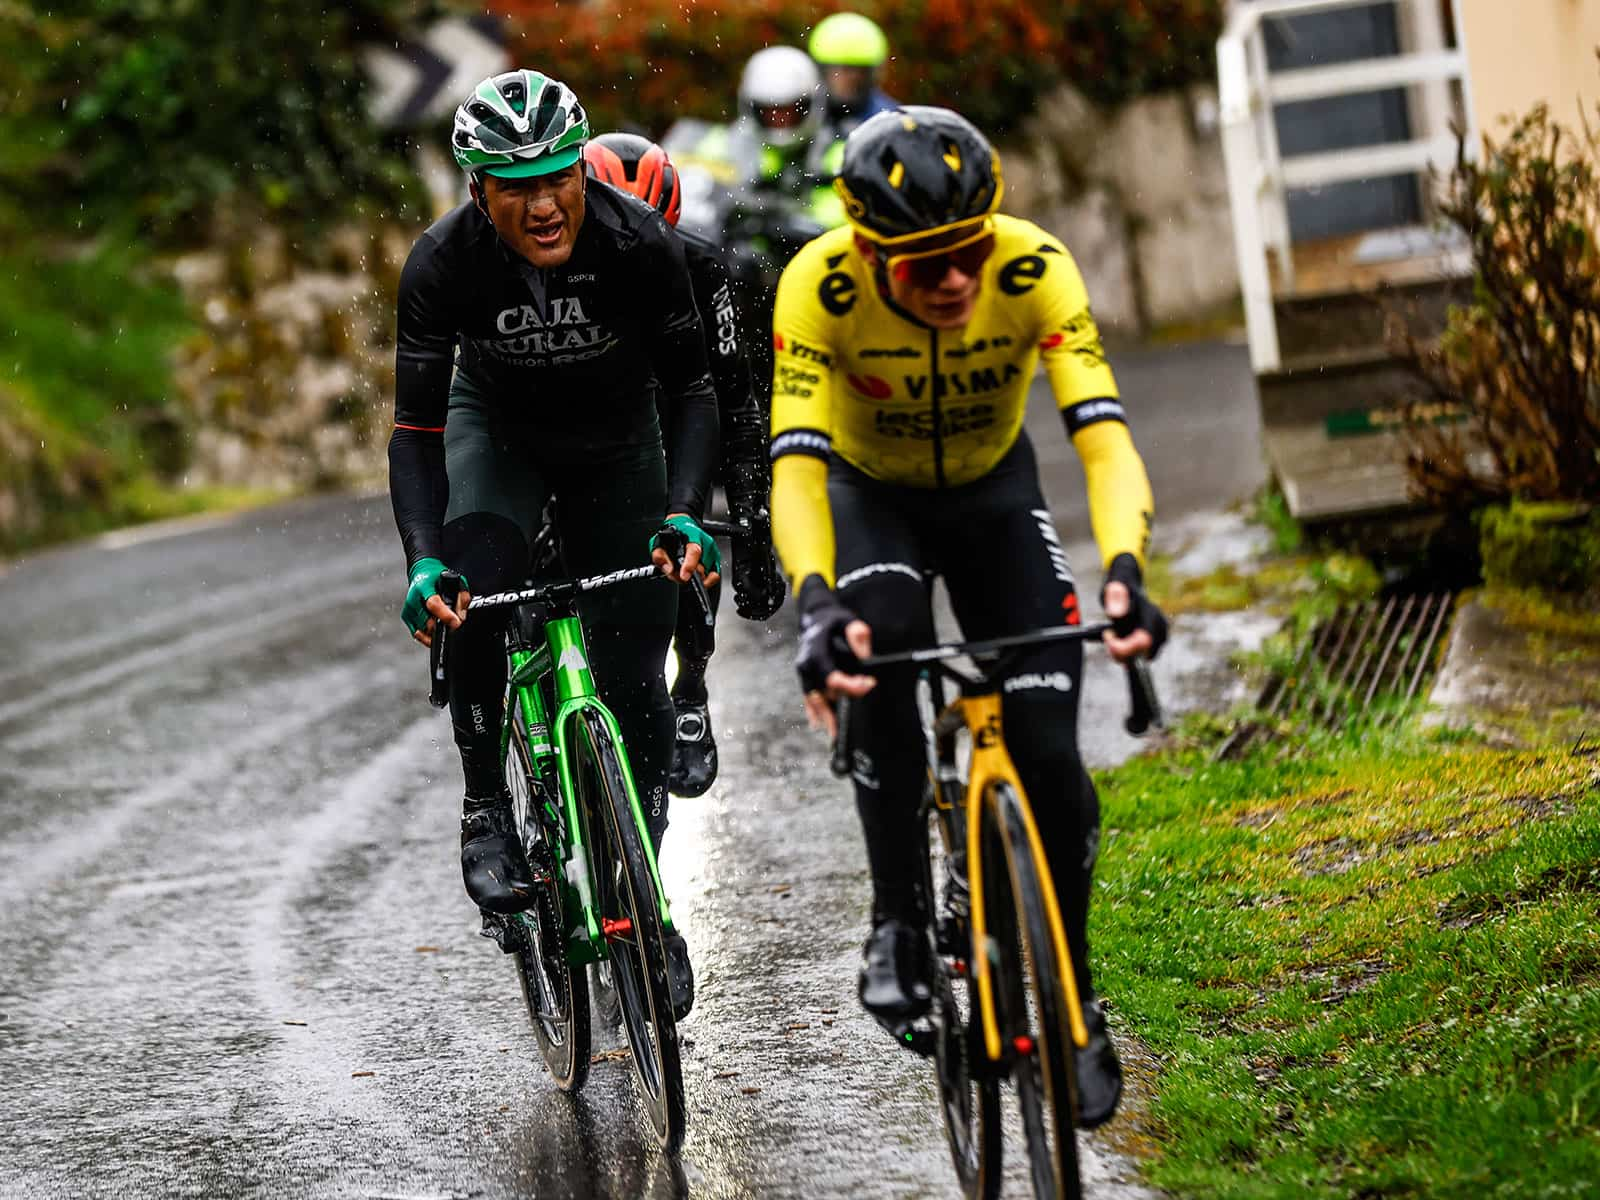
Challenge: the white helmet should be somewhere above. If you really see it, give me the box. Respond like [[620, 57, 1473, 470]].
[[738, 45, 822, 148]]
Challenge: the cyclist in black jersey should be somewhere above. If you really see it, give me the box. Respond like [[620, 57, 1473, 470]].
[[583, 132, 784, 800], [388, 70, 720, 1019]]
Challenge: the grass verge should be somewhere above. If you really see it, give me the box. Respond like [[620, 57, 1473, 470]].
[[0, 239, 292, 556], [1094, 719, 1600, 1197]]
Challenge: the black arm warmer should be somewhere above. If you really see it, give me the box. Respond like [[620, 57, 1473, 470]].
[[648, 232, 720, 520], [387, 426, 448, 569], [686, 239, 767, 502]]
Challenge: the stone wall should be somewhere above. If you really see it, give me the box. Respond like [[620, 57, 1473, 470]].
[[1000, 82, 1240, 336], [168, 216, 412, 494]]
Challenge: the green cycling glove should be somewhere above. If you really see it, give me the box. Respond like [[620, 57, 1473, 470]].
[[401, 557, 467, 636], [651, 514, 722, 576]]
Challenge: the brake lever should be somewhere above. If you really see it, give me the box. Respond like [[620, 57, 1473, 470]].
[[1124, 658, 1165, 736], [657, 523, 717, 649], [686, 570, 715, 628], [428, 569, 464, 709], [830, 694, 854, 778]]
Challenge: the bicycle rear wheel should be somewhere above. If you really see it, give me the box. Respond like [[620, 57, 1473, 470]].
[[578, 710, 686, 1154], [507, 716, 590, 1090], [978, 781, 1082, 1200]]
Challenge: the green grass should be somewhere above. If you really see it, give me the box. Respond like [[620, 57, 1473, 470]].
[[0, 241, 191, 433], [1093, 722, 1600, 1197], [1146, 552, 1380, 620], [1255, 485, 1305, 556], [0, 238, 276, 555]]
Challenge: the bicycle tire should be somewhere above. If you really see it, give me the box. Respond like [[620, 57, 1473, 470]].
[[578, 709, 687, 1154], [922, 788, 1002, 1199], [506, 717, 591, 1090], [978, 780, 1083, 1200]]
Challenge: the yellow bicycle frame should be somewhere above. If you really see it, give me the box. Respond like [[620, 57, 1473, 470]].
[[953, 691, 1090, 1061]]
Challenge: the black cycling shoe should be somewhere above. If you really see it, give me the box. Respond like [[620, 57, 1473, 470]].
[[460, 793, 535, 915], [664, 931, 695, 1021], [668, 698, 718, 798], [858, 918, 934, 1022], [1074, 994, 1124, 1129]]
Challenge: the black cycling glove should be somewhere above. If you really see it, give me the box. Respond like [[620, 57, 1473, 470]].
[[795, 575, 859, 694], [732, 533, 786, 621], [1101, 553, 1169, 659]]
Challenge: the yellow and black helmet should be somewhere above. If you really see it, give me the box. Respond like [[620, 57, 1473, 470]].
[[834, 106, 1003, 245]]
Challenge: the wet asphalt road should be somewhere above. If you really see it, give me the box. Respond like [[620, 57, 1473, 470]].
[[0, 342, 1265, 1199]]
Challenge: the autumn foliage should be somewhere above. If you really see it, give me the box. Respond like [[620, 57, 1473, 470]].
[[488, 0, 1224, 136]]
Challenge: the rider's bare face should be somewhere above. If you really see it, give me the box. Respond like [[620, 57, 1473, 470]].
[[477, 166, 586, 268]]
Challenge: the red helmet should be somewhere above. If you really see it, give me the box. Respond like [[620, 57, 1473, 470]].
[[582, 132, 681, 226]]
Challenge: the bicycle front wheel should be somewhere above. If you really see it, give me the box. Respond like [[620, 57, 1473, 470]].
[[924, 784, 1002, 1199], [578, 709, 686, 1154], [978, 780, 1082, 1200], [506, 716, 590, 1090]]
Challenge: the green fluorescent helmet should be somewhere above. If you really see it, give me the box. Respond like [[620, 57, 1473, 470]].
[[809, 12, 889, 68], [451, 69, 589, 178]]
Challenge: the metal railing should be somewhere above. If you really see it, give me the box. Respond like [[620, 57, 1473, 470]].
[[1218, 0, 1477, 371]]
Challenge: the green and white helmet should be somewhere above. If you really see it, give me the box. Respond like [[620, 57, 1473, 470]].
[[451, 69, 589, 178]]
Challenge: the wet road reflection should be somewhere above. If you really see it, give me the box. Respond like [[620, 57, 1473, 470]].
[[0, 344, 1263, 1198]]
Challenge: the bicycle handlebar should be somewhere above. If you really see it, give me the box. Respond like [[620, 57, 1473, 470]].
[[827, 621, 1165, 771], [425, 556, 712, 707], [853, 621, 1113, 668], [698, 511, 768, 540]]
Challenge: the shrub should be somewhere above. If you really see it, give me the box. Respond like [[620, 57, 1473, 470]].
[[0, 0, 428, 243], [1478, 502, 1600, 598], [489, 0, 1224, 138], [1396, 97, 1600, 507]]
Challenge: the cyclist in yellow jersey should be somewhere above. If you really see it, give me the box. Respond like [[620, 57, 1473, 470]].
[[769, 107, 1169, 1130]]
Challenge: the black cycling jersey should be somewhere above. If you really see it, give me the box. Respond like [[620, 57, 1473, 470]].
[[676, 224, 766, 510], [388, 180, 720, 569]]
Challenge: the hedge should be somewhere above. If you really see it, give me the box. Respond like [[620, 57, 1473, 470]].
[[490, 0, 1224, 138], [0, 0, 428, 243]]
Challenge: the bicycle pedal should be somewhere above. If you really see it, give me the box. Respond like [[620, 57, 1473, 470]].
[[479, 912, 525, 955]]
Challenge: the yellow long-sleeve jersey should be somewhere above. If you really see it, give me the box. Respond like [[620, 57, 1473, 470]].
[[768, 214, 1154, 587]]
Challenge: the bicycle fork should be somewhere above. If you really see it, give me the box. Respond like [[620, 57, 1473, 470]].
[[957, 692, 1090, 1061], [511, 614, 678, 962]]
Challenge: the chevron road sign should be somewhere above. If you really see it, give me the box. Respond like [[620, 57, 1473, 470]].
[[363, 15, 510, 130]]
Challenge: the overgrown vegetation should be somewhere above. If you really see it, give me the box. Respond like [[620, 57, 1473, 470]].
[[1095, 718, 1600, 1197], [1396, 95, 1600, 510], [0, 0, 427, 243], [0, 241, 284, 552], [1145, 488, 1373, 626], [0, 1, 428, 553], [1478, 502, 1600, 601], [490, 0, 1225, 136]]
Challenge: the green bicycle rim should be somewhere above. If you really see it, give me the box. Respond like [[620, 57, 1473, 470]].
[[581, 710, 687, 1153]]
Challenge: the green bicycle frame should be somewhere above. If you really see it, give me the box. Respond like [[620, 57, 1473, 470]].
[[503, 612, 677, 965]]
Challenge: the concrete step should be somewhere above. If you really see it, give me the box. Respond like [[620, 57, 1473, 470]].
[[1262, 420, 1413, 523], [1273, 275, 1467, 362], [1257, 347, 1421, 428], [1257, 349, 1433, 523]]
